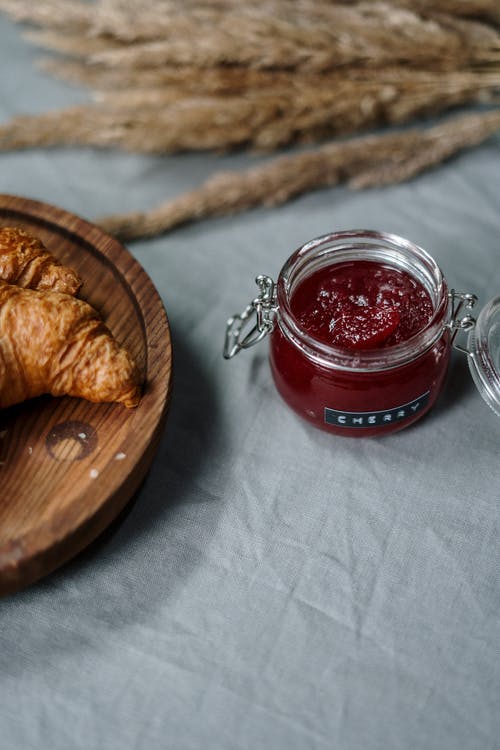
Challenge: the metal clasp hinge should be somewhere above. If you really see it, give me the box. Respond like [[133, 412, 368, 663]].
[[446, 290, 477, 354], [223, 275, 277, 359]]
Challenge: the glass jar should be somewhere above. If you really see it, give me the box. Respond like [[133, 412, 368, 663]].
[[224, 230, 499, 437]]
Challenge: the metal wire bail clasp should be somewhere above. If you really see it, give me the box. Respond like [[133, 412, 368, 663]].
[[224, 275, 277, 359], [446, 290, 477, 353]]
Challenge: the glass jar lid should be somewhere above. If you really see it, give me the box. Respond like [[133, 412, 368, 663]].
[[467, 296, 500, 417]]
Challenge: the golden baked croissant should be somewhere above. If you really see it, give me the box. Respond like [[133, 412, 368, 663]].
[[0, 226, 81, 295], [0, 282, 141, 408]]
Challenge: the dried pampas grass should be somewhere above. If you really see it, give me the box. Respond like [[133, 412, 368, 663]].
[[97, 110, 500, 240], [1, 69, 499, 154], [0, 0, 499, 240]]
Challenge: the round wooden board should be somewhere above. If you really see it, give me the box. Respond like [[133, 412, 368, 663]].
[[0, 195, 172, 596]]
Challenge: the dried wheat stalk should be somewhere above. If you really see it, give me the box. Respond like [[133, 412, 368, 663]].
[[97, 110, 500, 240]]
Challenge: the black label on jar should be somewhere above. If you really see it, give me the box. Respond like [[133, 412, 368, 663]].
[[324, 391, 430, 428]]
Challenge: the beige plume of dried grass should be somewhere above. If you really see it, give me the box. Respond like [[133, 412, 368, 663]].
[[3, 0, 500, 53], [391, 0, 500, 26], [0, 0, 499, 240], [0, 69, 499, 153], [1, 0, 499, 145], [12, 2, 500, 72], [97, 110, 500, 241]]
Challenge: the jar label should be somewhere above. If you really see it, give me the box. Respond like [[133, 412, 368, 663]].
[[324, 391, 430, 428]]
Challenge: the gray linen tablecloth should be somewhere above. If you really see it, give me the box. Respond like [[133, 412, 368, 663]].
[[1, 14, 499, 750]]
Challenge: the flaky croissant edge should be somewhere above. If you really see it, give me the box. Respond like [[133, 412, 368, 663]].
[[0, 225, 142, 409], [0, 281, 141, 409], [0, 225, 82, 295]]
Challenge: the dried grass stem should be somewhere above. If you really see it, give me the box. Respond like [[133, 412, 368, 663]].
[[97, 110, 500, 240]]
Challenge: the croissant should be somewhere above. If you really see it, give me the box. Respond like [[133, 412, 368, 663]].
[[0, 226, 81, 295], [0, 282, 141, 409]]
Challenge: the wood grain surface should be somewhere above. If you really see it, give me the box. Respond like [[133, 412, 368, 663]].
[[0, 195, 172, 596]]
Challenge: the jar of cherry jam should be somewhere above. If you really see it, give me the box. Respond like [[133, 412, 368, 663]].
[[224, 230, 500, 437]]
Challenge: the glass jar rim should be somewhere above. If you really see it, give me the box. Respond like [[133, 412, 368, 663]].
[[467, 295, 500, 417], [276, 229, 450, 372]]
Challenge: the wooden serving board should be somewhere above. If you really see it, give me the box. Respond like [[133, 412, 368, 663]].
[[0, 195, 172, 596]]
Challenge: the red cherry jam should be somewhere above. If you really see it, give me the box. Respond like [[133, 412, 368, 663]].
[[293, 261, 434, 350], [268, 232, 451, 437]]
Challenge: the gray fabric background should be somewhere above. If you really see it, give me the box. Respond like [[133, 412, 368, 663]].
[[1, 14, 500, 750]]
